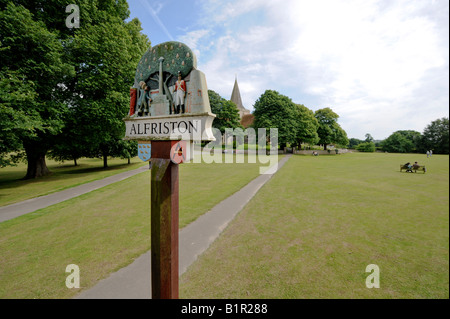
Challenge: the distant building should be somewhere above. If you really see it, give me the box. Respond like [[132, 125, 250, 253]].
[[230, 76, 250, 119], [240, 113, 254, 128]]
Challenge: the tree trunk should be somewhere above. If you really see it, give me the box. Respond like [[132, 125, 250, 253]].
[[128, 157, 131, 164], [103, 153, 108, 168], [24, 152, 51, 179], [74, 158, 78, 166], [324, 144, 328, 150]]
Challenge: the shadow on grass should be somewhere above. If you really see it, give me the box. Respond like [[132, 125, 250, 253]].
[[0, 162, 141, 189], [60, 162, 138, 175]]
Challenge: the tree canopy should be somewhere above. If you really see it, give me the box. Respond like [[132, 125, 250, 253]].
[[208, 90, 242, 134], [293, 104, 319, 147], [381, 130, 422, 153], [0, 2, 74, 176], [420, 117, 449, 154], [314, 107, 348, 149], [252, 90, 300, 148], [0, 0, 149, 175]]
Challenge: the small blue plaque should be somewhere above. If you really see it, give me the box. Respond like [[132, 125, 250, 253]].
[[138, 142, 151, 162]]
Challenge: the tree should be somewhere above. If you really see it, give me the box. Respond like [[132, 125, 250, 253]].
[[252, 90, 299, 148], [59, 2, 149, 168], [365, 133, 374, 143], [0, 2, 74, 177], [293, 104, 319, 147], [1, 1, 148, 175], [208, 90, 242, 134], [314, 107, 349, 150], [0, 71, 39, 167], [381, 130, 422, 153], [420, 117, 449, 154]]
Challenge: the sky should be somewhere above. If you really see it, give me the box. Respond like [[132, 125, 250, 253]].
[[127, 0, 449, 140]]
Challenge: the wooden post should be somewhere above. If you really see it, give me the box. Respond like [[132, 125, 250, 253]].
[[151, 141, 179, 299]]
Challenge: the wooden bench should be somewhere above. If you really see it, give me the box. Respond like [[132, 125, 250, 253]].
[[400, 164, 426, 173]]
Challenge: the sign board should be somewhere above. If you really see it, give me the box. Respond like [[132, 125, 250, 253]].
[[125, 114, 215, 141], [123, 41, 216, 299], [124, 41, 215, 147]]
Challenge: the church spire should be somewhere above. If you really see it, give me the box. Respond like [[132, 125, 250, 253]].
[[231, 76, 244, 111], [230, 75, 250, 119]]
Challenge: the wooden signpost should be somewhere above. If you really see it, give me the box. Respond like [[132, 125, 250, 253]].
[[124, 41, 215, 299]]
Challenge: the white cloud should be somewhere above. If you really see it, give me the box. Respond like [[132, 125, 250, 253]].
[[177, 29, 210, 59], [188, 0, 448, 139]]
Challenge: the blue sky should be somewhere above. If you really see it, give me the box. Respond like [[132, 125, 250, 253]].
[[127, 0, 449, 140]]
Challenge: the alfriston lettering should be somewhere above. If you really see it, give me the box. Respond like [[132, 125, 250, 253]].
[[129, 120, 200, 136], [178, 121, 188, 134], [189, 121, 198, 133], [130, 124, 137, 135], [163, 122, 170, 134], [151, 123, 158, 134]]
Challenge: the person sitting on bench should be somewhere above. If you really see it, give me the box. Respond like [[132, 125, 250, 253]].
[[404, 162, 412, 172], [412, 161, 420, 169]]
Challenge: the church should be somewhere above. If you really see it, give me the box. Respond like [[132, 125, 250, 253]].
[[230, 76, 250, 119], [230, 76, 254, 128]]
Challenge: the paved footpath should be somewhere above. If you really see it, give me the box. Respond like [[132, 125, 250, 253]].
[[0, 165, 149, 223], [75, 154, 291, 299]]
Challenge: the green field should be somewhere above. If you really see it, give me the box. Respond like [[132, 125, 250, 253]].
[[0, 155, 269, 299], [180, 152, 449, 298], [0, 152, 448, 299]]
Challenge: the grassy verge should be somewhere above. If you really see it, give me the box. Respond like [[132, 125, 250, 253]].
[[180, 153, 449, 298], [0, 154, 278, 299], [0, 157, 146, 207]]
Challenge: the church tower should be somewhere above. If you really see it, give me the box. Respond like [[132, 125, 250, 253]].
[[230, 76, 250, 119]]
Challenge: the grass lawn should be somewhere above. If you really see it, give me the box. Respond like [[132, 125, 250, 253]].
[[0, 157, 146, 207], [0, 154, 276, 299], [180, 152, 449, 298]]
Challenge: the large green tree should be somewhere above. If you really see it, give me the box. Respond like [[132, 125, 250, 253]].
[[0, 71, 39, 167], [1, 0, 149, 173], [252, 90, 299, 148], [293, 104, 319, 147], [381, 130, 422, 153], [314, 107, 348, 150], [64, 2, 149, 168], [0, 2, 74, 177], [420, 117, 449, 154], [208, 90, 242, 134]]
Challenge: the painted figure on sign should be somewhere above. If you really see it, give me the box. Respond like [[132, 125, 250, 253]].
[[174, 71, 186, 114], [134, 81, 151, 117], [129, 87, 137, 116]]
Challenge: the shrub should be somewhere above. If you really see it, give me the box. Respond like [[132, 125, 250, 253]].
[[356, 142, 376, 152]]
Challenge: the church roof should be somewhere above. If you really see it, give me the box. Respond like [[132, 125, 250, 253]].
[[230, 77, 248, 112]]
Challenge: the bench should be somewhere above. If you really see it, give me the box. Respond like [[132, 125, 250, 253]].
[[400, 164, 426, 173]]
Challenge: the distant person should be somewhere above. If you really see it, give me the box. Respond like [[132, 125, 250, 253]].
[[430, 150, 433, 157], [426, 150, 430, 158]]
